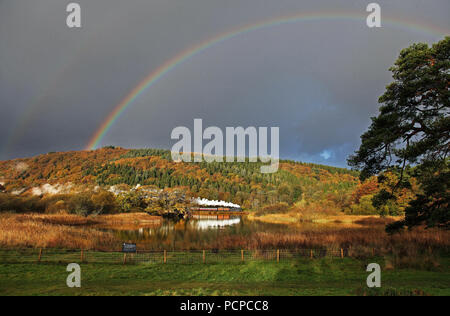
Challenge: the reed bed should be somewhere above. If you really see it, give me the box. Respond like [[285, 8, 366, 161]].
[[0, 213, 448, 259], [208, 227, 450, 256], [0, 213, 117, 250]]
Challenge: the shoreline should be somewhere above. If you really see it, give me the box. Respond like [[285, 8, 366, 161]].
[[246, 212, 402, 226]]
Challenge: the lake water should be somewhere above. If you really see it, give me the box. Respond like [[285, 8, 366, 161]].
[[101, 215, 367, 250], [102, 215, 299, 250]]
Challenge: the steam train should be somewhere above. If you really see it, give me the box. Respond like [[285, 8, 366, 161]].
[[190, 206, 242, 212]]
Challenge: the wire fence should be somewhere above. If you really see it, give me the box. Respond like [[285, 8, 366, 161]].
[[0, 248, 352, 265]]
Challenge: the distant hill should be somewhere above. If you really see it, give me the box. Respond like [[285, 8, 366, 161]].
[[0, 147, 360, 211]]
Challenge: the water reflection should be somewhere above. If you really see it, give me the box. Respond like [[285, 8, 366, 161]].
[[194, 217, 241, 230], [100, 215, 367, 250], [102, 215, 269, 249], [116, 216, 242, 236]]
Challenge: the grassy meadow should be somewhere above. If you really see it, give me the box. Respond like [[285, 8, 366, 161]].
[[0, 257, 448, 296]]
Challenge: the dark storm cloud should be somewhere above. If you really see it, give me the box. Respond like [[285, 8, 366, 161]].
[[1, 0, 449, 167]]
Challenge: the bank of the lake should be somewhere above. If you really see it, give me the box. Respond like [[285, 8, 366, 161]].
[[0, 213, 161, 250], [246, 212, 403, 226], [0, 213, 449, 255]]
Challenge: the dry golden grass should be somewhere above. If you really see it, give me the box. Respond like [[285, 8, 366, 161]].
[[248, 212, 401, 226], [0, 213, 448, 257], [213, 225, 450, 256], [247, 212, 301, 225], [0, 213, 160, 250], [0, 213, 116, 250], [95, 213, 161, 225], [20, 214, 98, 226], [352, 217, 396, 226]]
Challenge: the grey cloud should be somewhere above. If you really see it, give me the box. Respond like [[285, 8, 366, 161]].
[[1, 0, 449, 167]]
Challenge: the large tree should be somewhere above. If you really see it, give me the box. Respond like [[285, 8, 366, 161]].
[[348, 37, 449, 231]]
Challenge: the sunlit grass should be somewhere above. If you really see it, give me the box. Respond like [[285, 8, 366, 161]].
[[0, 213, 160, 250], [0, 257, 448, 296]]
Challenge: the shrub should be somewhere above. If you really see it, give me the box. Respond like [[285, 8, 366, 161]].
[[348, 195, 378, 215], [256, 202, 290, 216], [0, 194, 45, 213], [67, 193, 95, 216], [91, 190, 117, 214]]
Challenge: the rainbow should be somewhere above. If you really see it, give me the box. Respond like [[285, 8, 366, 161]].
[[86, 10, 449, 150]]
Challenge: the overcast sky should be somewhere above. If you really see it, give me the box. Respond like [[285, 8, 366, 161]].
[[1, 0, 449, 167]]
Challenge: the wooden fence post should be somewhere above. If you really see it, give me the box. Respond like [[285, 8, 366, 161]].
[[203, 250, 206, 264], [277, 249, 280, 263], [241, 250, 244, 262], [341, 248, 344, 258], [38, 248, 42, 263], [310, 249, 313, 259], [164, 250, 167, 264], [123, 253, 127, 265]]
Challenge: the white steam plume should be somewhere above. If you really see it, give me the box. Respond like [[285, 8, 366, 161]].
[[32, 183, 73, 196], [193, 198, 241, 208]]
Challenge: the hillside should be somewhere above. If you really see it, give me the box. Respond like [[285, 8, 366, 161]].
[[0, 147, 414, 216]]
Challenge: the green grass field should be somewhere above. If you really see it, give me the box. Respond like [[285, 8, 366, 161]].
[[0, 256, 449, 296]]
